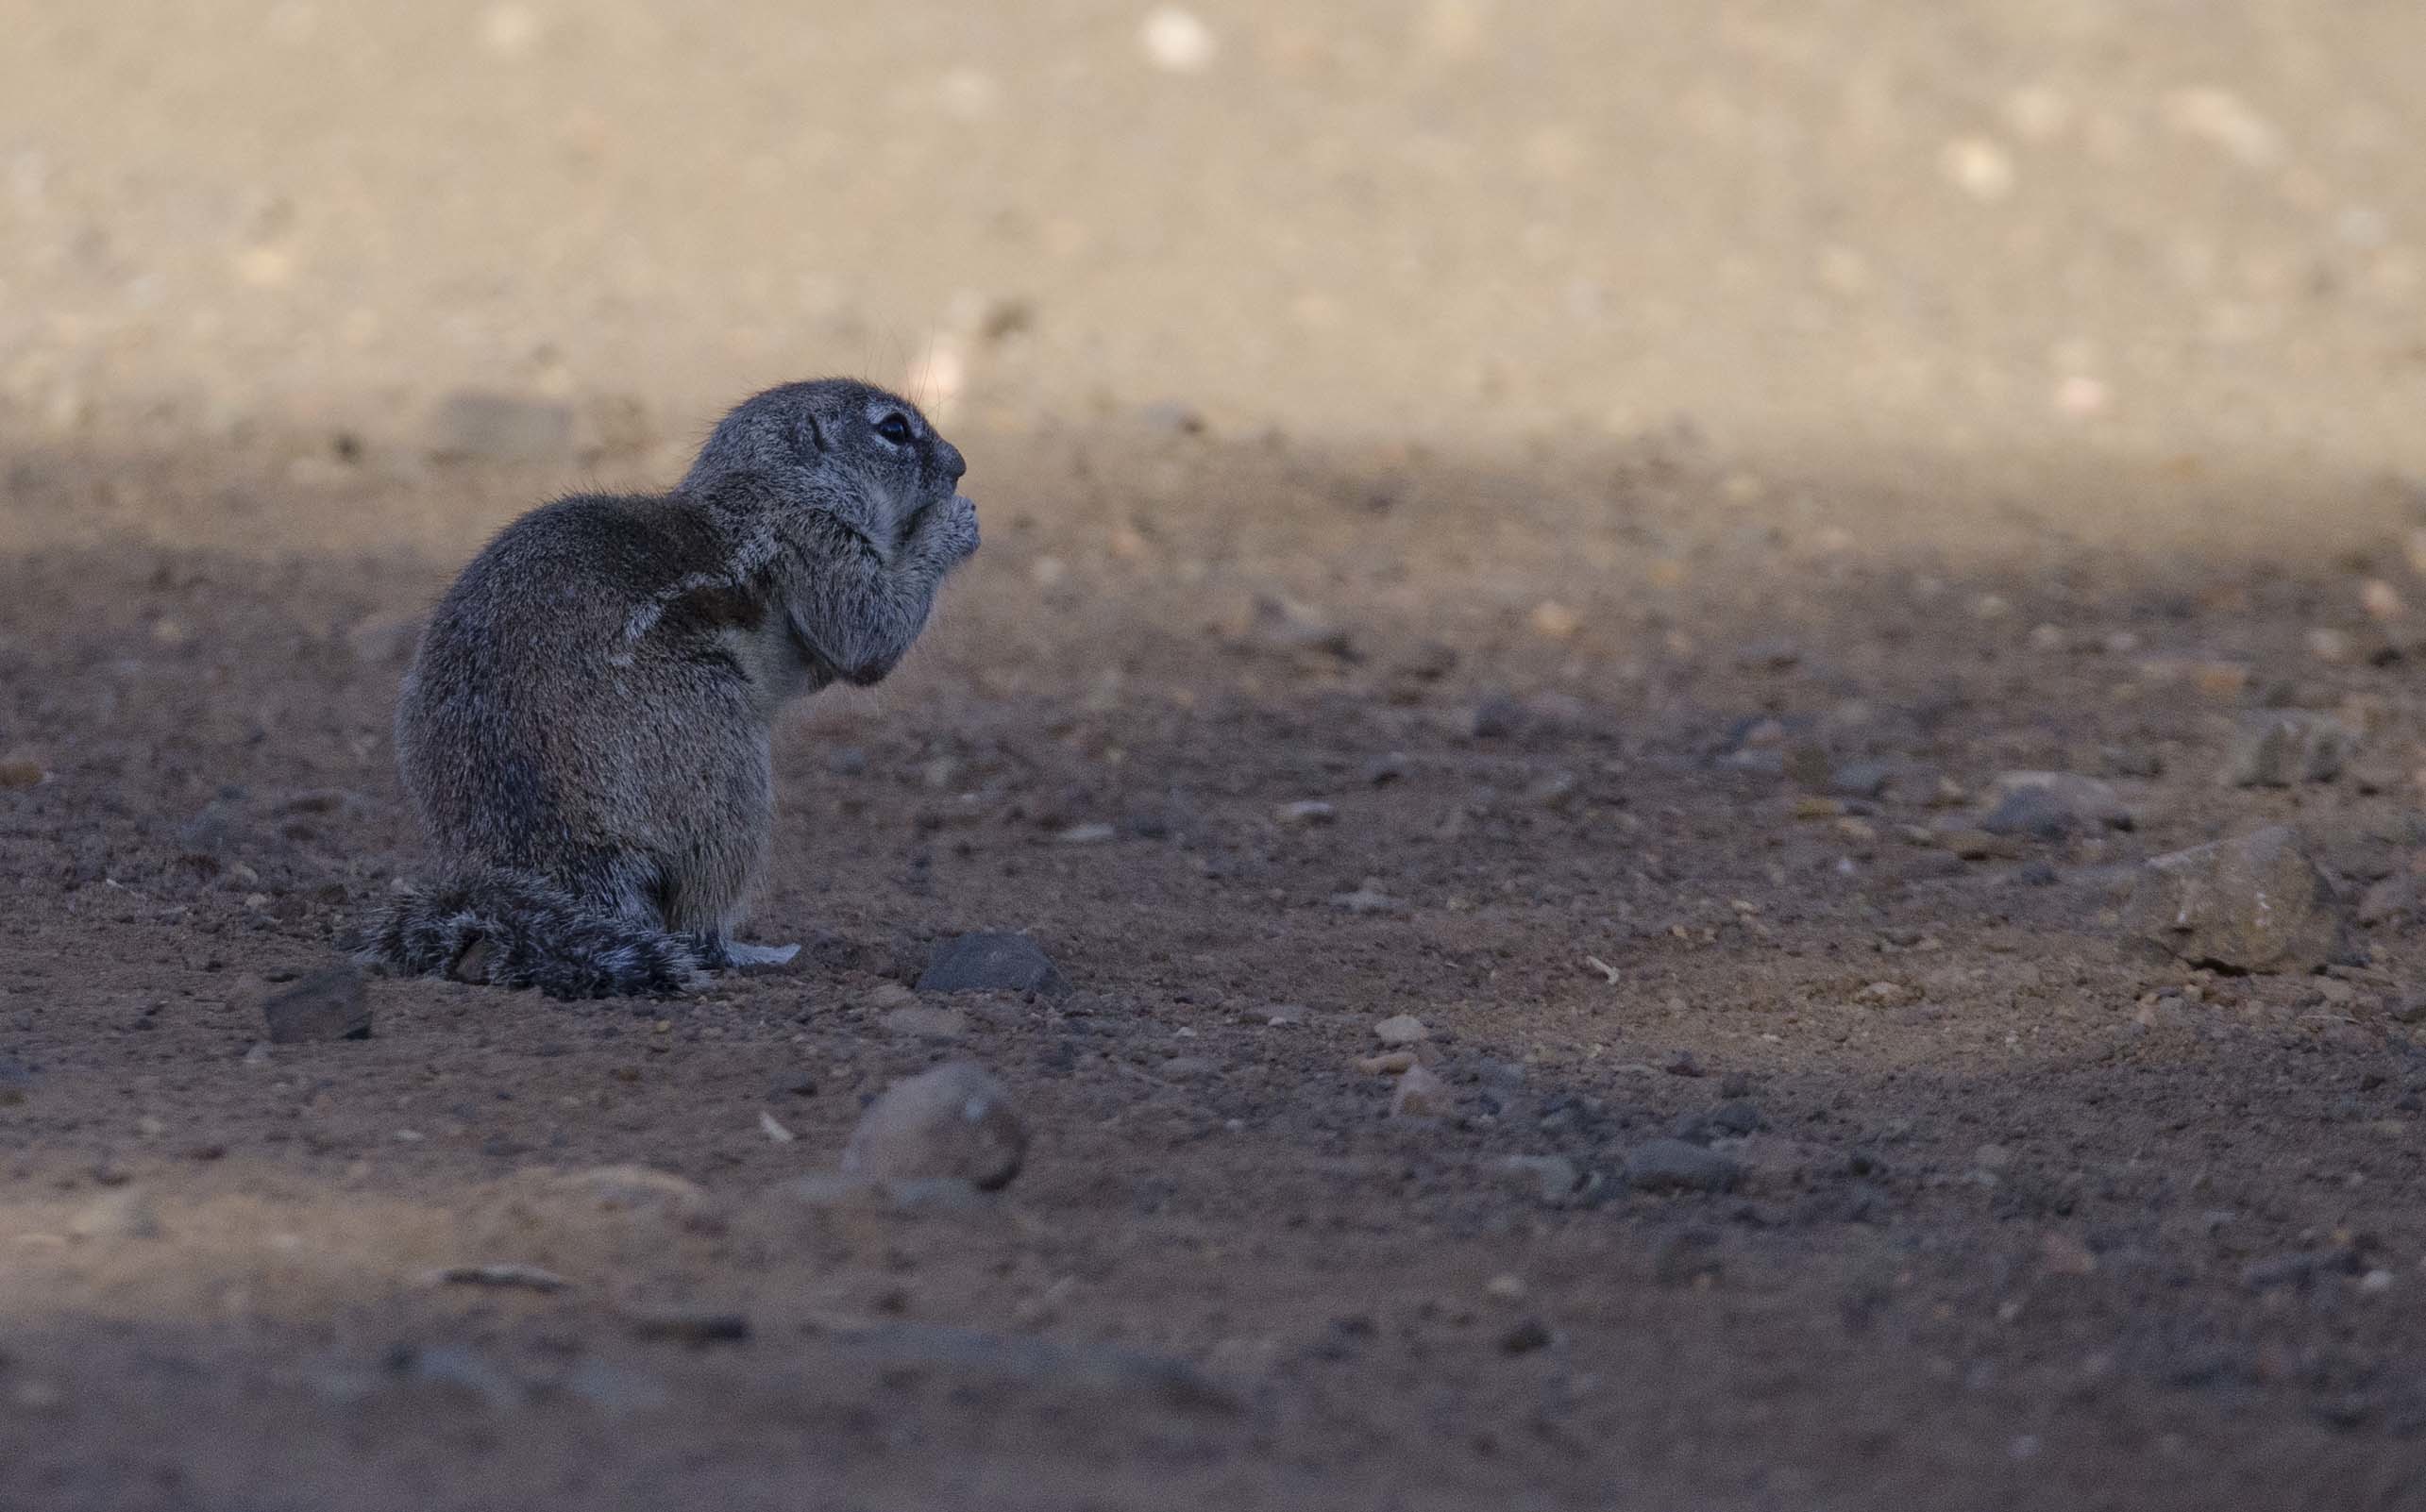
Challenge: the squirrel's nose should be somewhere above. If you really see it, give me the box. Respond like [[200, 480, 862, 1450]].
[[935, 440, 967, 482]]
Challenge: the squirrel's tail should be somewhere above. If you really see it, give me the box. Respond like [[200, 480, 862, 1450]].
[[354, 866, 701, 1000]]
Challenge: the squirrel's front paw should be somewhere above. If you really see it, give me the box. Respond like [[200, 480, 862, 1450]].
[[928, 493, 980, 564]]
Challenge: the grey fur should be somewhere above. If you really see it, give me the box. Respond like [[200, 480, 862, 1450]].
[[358, 378, 978, 1000]]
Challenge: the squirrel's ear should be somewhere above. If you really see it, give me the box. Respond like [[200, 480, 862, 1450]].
[[787, 412, 825, 462]]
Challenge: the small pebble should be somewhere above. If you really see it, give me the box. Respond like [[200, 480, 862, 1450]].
[[1362, 752, 1410, 785], [1330, 883, 1401, 915], [1470, 694, 1527, 740], [1499, 1318, 1553, 1354]]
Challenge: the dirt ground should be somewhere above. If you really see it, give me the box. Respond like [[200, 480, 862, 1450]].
[[8, 3, 2426, 1509]]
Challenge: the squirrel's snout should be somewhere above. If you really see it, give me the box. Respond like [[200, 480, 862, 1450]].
[[935, 439, 968, 483]]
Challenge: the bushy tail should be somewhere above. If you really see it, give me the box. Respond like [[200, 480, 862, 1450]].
[[354, 866, 701, 1000]]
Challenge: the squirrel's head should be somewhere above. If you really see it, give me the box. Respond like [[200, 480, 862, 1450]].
[[680, 378, 967, 545]]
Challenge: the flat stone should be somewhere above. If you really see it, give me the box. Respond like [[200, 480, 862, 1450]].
[[1624, 1138, 1741, 1194], [261, 965, 371, 1044], [916, 932, 1070, 998], [1977, 772, 2134, 839], [2220, 711, 2354, 787], [2122, 824, 2342, 973], [842, 1062, 1028, 1191]]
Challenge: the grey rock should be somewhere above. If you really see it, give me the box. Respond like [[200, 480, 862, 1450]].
[[1239, 596, 1356, 661], [2122, 825, 2342, 973], [1978, 771, 2134, 839], [389, 1344, 524, 1407], [1329, 884, 1402, 915], [1470, 693, 1528, 741], [842, 1061, 1028, 1191], [2242, 1247, 2358, 1291], [426, 389, 576, 463], [1373, 1014, 1428, 1046], [261, 965, 371, 1044], [561, 1360, 672, 1418], [2358, 874, 2422, 928], [916, 932, 1070, 998], [2221, 711, 2354, 788], [1495, 1154, 1584, 1206], [1828, 761, 1895, 799], [1624, 1138, 1741, 1194], [1672, 1100, 1761, 1144], [1362, 752, 1410, 785]]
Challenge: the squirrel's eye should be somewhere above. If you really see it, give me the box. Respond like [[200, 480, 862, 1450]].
[[874, 413, 914, 445]]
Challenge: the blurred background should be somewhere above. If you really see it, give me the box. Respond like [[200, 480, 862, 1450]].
[[5, 0, 2423, 515]]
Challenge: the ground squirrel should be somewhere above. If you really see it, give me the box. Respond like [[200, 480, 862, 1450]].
[[357, 378, 979, 998]]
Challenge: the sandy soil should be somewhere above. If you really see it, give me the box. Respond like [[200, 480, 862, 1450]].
[[7, 4, 2426, 1509]]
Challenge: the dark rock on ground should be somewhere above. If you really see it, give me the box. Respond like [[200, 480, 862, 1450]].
[[917, 932, 1070, 998], [1624, 1138, 1742, 1194], [1977, 771, 2134, 839], [261, 964, 372, 1043]]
